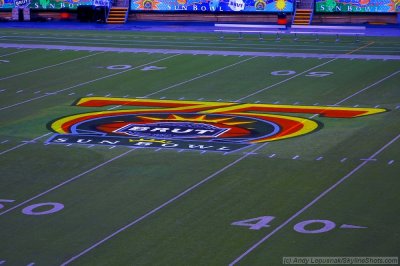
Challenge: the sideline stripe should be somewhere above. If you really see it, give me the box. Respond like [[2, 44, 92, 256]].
[[346, 41, 374, 55], [0, 54, 180, 111], [1, 38, 399, 55], [1, 43, 399, 60], [60, 143, 269, 266], [229, 132, 400, 265], [0, 52, 105, 81], [0, 149, 134, 216]]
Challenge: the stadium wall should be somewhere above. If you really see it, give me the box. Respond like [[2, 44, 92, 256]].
[[0, 8, 398, 25], [128, 13, 287, 23], [127, 12, 398, 24], [312, 13, 398, 25]]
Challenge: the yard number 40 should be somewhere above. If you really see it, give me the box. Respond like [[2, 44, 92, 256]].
[[231, 216, 352, 234]]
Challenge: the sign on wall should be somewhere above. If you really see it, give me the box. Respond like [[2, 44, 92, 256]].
[[315, 0, 400, 13], [0, 0, 92, 9], [131, 0, 294, 12]]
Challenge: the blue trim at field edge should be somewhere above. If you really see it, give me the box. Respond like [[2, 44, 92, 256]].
[[0, 20, 399, 37]]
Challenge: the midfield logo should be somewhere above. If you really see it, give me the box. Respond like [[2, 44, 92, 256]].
[[47, 97, 386, 153]]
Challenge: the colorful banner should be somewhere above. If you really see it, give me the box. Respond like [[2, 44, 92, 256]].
[[0, 0, 92, 9], [131, 0, 293, 12], [0, 0, 292, 10], [315, 0, 400, 13]]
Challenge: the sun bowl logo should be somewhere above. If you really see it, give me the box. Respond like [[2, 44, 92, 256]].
[[47, 97, 386, 153]]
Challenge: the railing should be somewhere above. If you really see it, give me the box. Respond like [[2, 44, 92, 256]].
[[298, 0, 314, 9], [111, 0, 129, 7]]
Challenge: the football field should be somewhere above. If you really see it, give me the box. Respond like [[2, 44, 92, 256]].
[[0, 27, 399, 265]]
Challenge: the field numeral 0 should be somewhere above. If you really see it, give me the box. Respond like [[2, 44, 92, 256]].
[[0, 199, 64, 216], [232, 216, 337, 234]]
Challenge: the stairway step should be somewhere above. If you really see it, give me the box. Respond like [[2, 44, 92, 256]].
[[107, 7, 128, 24], [107, 17, 126, 20], [109, 12, 127, 15], [107, 17, 126, 19]]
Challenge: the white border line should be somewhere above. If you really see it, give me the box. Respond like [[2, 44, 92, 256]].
[[1, 43, 399, 60]]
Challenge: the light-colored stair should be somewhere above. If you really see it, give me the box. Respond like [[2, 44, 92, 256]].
[[292, 9, 313, 25], [106, 7, 128, 24]]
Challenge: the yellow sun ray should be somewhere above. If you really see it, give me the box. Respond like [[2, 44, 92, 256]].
[[275, 0, 286, 10], [136, 114, 254, 125]]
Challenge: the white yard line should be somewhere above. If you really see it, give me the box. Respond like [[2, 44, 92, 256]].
[[229, 132, 400, 265], [0, 52, 106, 81], [237, 58, 338, 101], [2, 46, 397, 264], [0, 149, 134, 216], [0, 54, 186, 157], [0, 48, 32, 58], [60, 142, 269, 266], [59, 57, 345, 264], [144, 56, 257, 97], [0, 53, 253, 156], [61, 57, 399, 264], [228, 68, 400, 265], [0, 133, 51, 156], [0, 54, 180, 112], [335, 69, 400, 105]]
